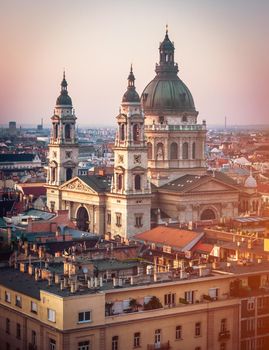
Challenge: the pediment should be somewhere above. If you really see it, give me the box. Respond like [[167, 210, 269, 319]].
[[188, 178, 238, 193], [60, 177, 96, 194]]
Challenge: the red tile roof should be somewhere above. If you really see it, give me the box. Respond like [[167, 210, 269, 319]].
[[133, 226, 200, 249]]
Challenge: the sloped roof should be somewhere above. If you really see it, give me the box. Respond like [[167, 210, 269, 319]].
[[159, 171, 238, 193], [78, 175, 111, 193], [133, 226, 201, 250]]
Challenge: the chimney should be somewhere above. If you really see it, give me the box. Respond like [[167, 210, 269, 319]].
[[64, 276, 68, 288], [60, 280, 64, 290], [54, 274, 60, 284], [99, 277, 103, 287], [113, 278, 118, 287], [70, 281, 76, 293]]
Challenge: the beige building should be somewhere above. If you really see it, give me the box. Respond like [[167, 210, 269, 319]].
[[1, 257, 269, 350], [46, 31, 243, 239]]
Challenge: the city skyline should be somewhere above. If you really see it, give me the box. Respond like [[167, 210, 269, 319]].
[[1, 0, 269, 127]]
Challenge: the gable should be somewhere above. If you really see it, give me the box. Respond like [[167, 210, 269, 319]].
[[188, 179, 238, 193], [60, 177, 97, 194]]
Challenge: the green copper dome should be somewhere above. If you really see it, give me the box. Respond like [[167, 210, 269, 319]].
[[141, 30, 196, 114], [142, 76, 195, 114], [56, 72, 73, 106]]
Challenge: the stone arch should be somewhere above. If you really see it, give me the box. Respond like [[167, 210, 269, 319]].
[[134, 174, 141, 190], [120, 124, 125, 141], [76, 206, 90, 232], [65, 124, 71, 139], [170, 142, 178, 160], [200, 208, 217, 221], [133, 124, 139, 141], [156, 142, 164, 160], [66, 168, 72, 181]]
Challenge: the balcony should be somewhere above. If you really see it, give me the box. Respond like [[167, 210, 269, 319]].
[[218, 330, 230, 341], [147, 341, 170, 350]]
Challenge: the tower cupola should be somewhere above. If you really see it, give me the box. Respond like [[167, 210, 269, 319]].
[[122, 65, 140, 103], [56, 71, 73, 106]]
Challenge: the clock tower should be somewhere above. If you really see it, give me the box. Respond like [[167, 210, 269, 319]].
[[108, 66, 151, 238]]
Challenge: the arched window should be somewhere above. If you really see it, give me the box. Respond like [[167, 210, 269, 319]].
[[156, 143, 164, 160], [201, 209, 216, 220], [182, 116, 187, 122], [120, 124, 125, 141], [192, 142, 196, 159], [134, 175, 141, 190], [65, 124, 71, 139], [118, 174, 123, 190], [54, 124, 58, 139], [170, 142, 178, 160], [147, 142, 153, 159], [76, 207, 89, 232], [66, 168, 72, 181], [133, 124, 139, 141], [182, 142, 189, 160]]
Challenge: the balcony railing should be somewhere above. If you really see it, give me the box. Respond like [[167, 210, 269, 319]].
[[147, 341, 170, 350], [144, 124, 206, 132], [218, 330, 230, 341]]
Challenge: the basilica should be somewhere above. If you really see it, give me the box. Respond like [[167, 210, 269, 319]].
[[46, 30, 259, 239]]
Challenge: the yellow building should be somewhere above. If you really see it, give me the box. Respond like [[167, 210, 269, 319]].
[[1, 258, 269, 350]]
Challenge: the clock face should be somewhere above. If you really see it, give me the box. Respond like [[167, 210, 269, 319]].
[[134, 154, 141, 164]]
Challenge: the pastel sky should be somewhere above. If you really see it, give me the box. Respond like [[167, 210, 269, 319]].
[[0, 0, 268, 127]]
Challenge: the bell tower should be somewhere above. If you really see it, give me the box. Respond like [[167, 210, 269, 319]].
[[46, 72, 79, 211], [108, 66, 151, 239]]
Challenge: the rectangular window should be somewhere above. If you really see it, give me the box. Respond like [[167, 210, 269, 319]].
[[16, 323, 21, 339], [112, 336, 118, 350], [135, 215, 143, 228], [195, 322, 201, 337], [257, 297, 264, 309], [247, 318, 255, 332], [78, 311, 91, 323], [107, 212, 111, 225], [164, 293, 176, 306], [246, 339, 255, 350], [133, 332, 140, 348], [175, 325, 182, 340], [47, 308, 56, 323], [185, 290, 194, 304], [247, 299, 255, 311], [220, 319, 227, 332], [32, 330, 36, 345], [5, 291, 11, 303], [6, 318, 10, 334], [116, 213, 122, 227], [15, 295, 22, 308], [208, 288, 219, 300], [31, 301, 38, 314], [49, 338, 56, 350], [6, 343, 10, 350], [78, 341, 90, 350]]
